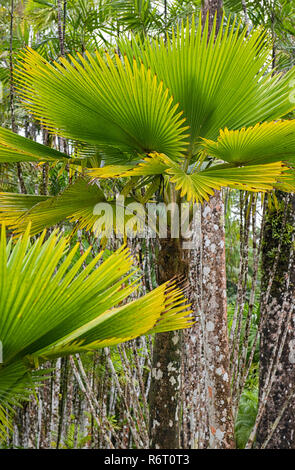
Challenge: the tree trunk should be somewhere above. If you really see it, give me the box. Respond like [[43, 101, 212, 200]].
[[149, 237, 188, 448], [200, 191, 235, 448], [57, 0, 65, 57], [256, 192, 295, 448], [182, 0, 235, 449], [201, 0, 223, 31], [182, 210, 210, 448], [9, 0, 27, 194], [200, 0, 235, 449]]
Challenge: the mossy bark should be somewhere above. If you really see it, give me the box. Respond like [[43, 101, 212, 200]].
[[256, 192, 295, 448]]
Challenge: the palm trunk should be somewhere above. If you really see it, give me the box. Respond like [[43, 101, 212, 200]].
[[57, 0, 65, 57], [256, 192, 295, 448], [9, 0, 26, 194], [149, 237, 188, 448], [182, 0, 235, 449], [200, 191, 235, 448]]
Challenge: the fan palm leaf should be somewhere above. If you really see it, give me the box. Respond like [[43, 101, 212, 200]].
[[0, 225, 193, 440], [0, 127, 68, 163], [202, 120, 295, 165], [0, 16, 295, 233], [14, 46, 189, 159], [119, 15, 295, 146], [0, 178, 139, 236]]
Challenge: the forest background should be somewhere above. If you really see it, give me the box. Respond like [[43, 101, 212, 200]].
[[0, 0, 295, 450]]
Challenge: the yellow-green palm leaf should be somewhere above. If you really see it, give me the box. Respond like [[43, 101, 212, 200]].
[[202, 120, 295, 165], [0, 127, 68, 163], [0, 225, 193, 440], [166, 161, 289, 203], [119, 15, 295, 148], [14, 47, 189, 159]]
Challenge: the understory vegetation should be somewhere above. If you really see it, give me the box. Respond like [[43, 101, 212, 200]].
[[0, 0, 295, 450]]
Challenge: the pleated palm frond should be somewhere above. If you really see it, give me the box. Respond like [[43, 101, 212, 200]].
[[0, 225, 193, 440], [0, 15, 294, 164], [87, 152, 169, 178], [88, 153, 289, 203], [118, 15, 295, 146], [0, 178, 107, 236], [0, 17, 294, 234], [202, 120, 295, 165], [0, 127, 68, 163], [14, 46, 189, 159], [274, 170, 295, 192], [0, 193, 49, 227], [165, 161, 290, 203], [0, 178, 139, 237], [0, 158, 289, 236]]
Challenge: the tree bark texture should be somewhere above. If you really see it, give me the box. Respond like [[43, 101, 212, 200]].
[[257, 192, 295, 448], [149, 237, 189, 449], [201, 0, 223, 32], [200, 191, 235, 448], [184, 0, 234, 450], [182, 210, 210, 448]]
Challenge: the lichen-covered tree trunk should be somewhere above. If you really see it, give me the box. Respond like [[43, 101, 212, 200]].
[[149, 237, 188, 448], [200, 191, 235, 448], [201, 0, 223, 30], [183, 0, 235, 450], [256, 192, 295, 448], [182, 210, 210, 449]]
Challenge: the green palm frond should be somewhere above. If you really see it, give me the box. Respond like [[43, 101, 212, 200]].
[[0, 178, 141, 237], [0, 178, 105, 235], [88, 153, 290, 203], [0, 17, 294, 235], [202, 120, 295, 165], [0, 225, 193, 439], [87, 152, 169, 179], [0, 193, 49, 226], [14, 47, 189, 158], [165, 161, 289, 203], [0, 225, 193, 362], [0, 127, 69, 163], [87, 164, 140, 178], [36, 281, 191, 356], [119, 15, 295, 147], [274, 169, 295, 192]]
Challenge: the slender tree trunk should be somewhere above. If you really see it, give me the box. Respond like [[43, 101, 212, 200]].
[[182, 0, 235, 449], [182, 210, 210, 448], [256, 193, 295, 448], [149, 237, 188, 448], [200, 191, 235, 448], [57, 0, 65, 57], [201, 0, 223, 31], [9, 0, 26, 194]]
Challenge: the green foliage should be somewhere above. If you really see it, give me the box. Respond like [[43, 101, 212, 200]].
[[0, 225, 192, 441], [235, 388, 258, 448], [1, 16, 295, 235], [227, 302, 260, 364]]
